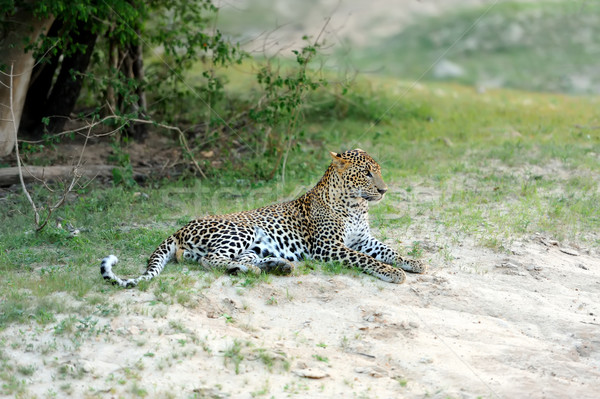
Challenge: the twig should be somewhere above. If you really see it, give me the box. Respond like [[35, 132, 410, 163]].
[[355, 352, 376, 359], [31, 119, 94, 231], [9, 63, 42, 228]]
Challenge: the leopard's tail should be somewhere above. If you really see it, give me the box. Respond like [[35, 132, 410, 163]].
[[101, 236, 177, 288]]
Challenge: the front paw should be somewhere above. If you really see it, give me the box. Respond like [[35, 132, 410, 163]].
[[390, 268, 407, 284], [398, 257, 428, 274], [377, 266, 406, 284], [411, 259, 428, 274]]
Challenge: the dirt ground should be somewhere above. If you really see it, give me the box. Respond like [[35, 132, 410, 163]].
[[3, 206, 599, 398]]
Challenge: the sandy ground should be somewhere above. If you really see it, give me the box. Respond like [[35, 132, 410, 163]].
[[3, 214, 599, 398]]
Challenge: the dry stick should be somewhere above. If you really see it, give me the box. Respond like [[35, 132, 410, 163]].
[[110, 102, 204, 178], [8, 63, 42, 228], [45, 117, 95, 215], [123, 117, 206, 179]]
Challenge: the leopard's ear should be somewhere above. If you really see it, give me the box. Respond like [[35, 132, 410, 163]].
[[329, 151, 349, 171], [329, 151, 348, 163]]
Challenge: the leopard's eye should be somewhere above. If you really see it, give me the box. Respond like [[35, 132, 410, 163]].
[[365, 170, 373, 178]]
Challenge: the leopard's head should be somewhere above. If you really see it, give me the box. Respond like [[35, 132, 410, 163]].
[[329, 149, 388, 203]]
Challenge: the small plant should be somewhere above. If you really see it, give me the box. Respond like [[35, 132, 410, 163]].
[[33, 308, 56, 325], [54, 316, 78, 336], [285, 288, 294, 302], [108, 140, 136, 188], [223, 340, 244, 374], [266, 296, 278, 306], [250, 380, 270, 397], [394, 377, 408, 387], [312, 354, 328, 363], [407, 241, 424, 258], [249, 20, 331, 182], [130, 381, 148, 397], [59, 383, 73, 394], [340, 336, 351, 352], [253, 348, 289, 372], [168, 320, 187, 333], [17, 364, 36, 376]]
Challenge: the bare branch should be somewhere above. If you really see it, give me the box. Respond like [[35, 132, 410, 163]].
[[8, 63, 42, 227]]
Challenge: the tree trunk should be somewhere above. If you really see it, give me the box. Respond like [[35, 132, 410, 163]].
[[19, 19, 63, 135], [105, 38, 119, 114], [129, 42, 148, 141], [0, 9, 55, 156], [43, 19, 98, 134], [132, 43, 147, 113], [117, 41, 148, 142]]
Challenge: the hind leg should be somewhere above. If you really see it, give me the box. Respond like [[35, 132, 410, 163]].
[[238, 250, 294, 274], [201, 252, 261, 275], [176, 248, 203, 263]]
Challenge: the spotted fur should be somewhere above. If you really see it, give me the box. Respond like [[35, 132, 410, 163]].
[[101, 149, 427, 287]]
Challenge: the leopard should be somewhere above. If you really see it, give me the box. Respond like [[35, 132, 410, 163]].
[[101, 149, 427, 287]]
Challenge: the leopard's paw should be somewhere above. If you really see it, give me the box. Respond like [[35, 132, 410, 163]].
[[398, 257, 428, 274]]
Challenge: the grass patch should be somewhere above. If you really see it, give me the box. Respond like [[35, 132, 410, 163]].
[[312, 354, 329, 363], [319, 261, 364, 279], [223, 340, 245, 374]]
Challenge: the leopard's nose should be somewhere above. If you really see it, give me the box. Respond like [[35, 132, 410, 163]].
[[377, 188, 387, 195]]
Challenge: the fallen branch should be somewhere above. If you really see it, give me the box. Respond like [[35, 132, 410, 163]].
[[0, 164, 153, 186]]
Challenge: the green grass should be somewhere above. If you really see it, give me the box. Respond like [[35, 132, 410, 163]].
[[223, 340, 245, 374], [312, 354, 329, 363]]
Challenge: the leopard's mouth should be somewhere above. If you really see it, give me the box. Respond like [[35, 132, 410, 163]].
[[362, 193, 384, 202]]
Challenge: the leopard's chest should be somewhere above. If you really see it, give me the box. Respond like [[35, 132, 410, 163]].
[[343, 212, 370, 247]]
